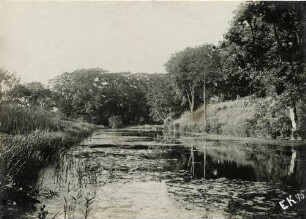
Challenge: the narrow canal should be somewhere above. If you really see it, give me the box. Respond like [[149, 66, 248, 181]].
[[25, 128, 306, 218]]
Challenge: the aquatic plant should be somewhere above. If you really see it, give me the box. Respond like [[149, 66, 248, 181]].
[[83, 193, 96, 219], [63, 196, 76, 219], [76, 164, 84, 188], [38, 204, 48, 219], [0, 103, 94, 218]]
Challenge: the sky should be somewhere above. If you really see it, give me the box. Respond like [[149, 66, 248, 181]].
[[0, 1, 241, 84]]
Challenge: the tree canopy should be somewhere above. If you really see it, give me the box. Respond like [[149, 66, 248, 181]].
[[50, 68, 157, 125], [145, 74, 184, 123], [223, 1, 306, 101], [165, 45, 222, 114]]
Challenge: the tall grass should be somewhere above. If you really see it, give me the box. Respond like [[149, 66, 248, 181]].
[[0, 104, 60, 134], [170, 96, 298, 139], [83, 194, 95, 219], [0, 104, 94, 189]]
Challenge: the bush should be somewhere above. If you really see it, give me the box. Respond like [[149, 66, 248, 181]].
[[171, 96, 298, 139], [269, 116, 292, 139], [207, 119, 222, 134], [255, 118, 271, 138], [108, 115, 123, 128], [297, 100, 306, 140]]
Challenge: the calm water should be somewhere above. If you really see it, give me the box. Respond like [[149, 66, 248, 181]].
[[24, 128, 306, 218]]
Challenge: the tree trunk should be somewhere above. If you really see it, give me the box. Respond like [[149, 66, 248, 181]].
[[191, 85, 195, 116], [289, 104, 299, 140], [203, 74, 207, 131], [186, 86, 195, 116], [190, 101, 194, 115]]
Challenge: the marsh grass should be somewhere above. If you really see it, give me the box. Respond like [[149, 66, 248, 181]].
[[38, 204, 49, 219], [0, 103, 94, 214], [0, 129, 92, 187], [63, 196, 77, 219], [83, 193, 96, 219], [0, 104, 60, 135]]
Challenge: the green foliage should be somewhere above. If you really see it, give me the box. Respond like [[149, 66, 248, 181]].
[[108, 115, 123, 128]]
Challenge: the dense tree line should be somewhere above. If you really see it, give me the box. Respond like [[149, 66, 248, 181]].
[[223, 2, 305, 100], [167, 1, 305, 103], [50, 69, 155, 125], [1, 2, 304, 130], [0, 68, 174, 126], [164, 2, 305, 132]]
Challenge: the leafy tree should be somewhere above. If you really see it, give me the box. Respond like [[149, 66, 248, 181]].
[[50, 69, 155, 126], [50, 68, 108, 119], [219, 42, 264, 99], [223, 1, 306, 136], [7, 84, 31, 105], [165, 45, 222, 116], [146, 74, 183, 124], [224, 2, 305, 99], [7, 82, 53, 108], [0, 68, 19, 102]]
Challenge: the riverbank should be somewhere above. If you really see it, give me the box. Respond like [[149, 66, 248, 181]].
[[169, 96, 306, 140], [0, 104, 95, 218]]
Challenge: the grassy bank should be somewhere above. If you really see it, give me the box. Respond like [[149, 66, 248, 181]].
[[0, 104, 94, 216], [170, 96, 305, 140]]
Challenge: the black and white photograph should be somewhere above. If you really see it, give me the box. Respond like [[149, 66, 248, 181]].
[[0, 1, 305, 218]]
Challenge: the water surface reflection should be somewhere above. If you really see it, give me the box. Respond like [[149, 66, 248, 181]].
[[25, 129, 306, 218]]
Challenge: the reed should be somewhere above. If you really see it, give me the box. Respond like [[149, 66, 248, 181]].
[[0, 104, 60, 135], [83, 194, 95, 219], [0, 104, 94, 190]]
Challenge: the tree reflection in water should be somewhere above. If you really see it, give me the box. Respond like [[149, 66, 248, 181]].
[[22, 129, 306, 218]]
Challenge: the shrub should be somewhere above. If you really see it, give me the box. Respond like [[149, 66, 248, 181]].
[[269, 116, 292, 139], [244, 118, 256, 137], [207, 119, 222, 134], [255, 118, 271, 138], [297, 101, 306, 140], [108, 115, 123, 128], [171, 96, 298, 139]]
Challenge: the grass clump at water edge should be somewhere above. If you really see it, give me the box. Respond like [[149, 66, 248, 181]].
[[0, 104, 95, 218]]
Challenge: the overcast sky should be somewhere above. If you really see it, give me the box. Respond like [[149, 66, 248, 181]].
[[0, 1, 241, 84]]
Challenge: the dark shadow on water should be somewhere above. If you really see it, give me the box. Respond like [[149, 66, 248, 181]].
[[5, 128, 306, 218]]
